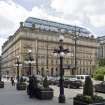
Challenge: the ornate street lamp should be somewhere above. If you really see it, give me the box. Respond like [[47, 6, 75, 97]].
[[15, 56, 22, 82], [24, 49, 35, 76], [53, 35, 70, 103], [72, 26, 80, 75], [27, 49, 34, 76]]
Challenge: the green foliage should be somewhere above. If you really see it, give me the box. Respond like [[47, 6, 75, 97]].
[[93, 95, 105, 103], [75, 94, 105, 104], [75, 74, 105, 104], [99, 58, 105, 66], [94, 74, 104, 81], [93, 66, 105, 81], [43, 76, 49, 88], [83, 76, 93, 97], [29, 76, 38, 88], [83, 96, 93, 103]]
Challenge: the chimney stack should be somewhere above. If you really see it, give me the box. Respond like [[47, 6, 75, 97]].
[[20, 22, 23, 28]]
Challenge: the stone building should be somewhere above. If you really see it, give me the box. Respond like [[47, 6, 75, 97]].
[[97, 36, 105, 59], [1, 17, 97, 77]]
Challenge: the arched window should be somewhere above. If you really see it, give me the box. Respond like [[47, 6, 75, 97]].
[[56, 68, 58, 76], [41, 68, 44, 77], [51, 68, 54, 76]]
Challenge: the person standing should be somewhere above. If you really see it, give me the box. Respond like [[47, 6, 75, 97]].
[[11, 77, 15, 86]]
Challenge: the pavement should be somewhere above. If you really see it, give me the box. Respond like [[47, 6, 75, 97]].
[[0, 82, 73, 105], [0, 82, 105, 105]]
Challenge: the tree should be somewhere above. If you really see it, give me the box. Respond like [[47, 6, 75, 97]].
[[93, 66, 105, 81], [99, 58, 105, 66], [93, 58, 105, 81], [83, 76, 93, 97], [43, 76, 49, 88]]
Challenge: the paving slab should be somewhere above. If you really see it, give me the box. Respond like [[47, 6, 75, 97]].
[[0, 82, 105, 105], [0, 83, 73, 105]]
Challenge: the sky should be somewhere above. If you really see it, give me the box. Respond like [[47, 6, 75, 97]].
[[0, 0, 105, 54]]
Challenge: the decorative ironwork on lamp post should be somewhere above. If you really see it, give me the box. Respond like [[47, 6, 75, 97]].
[[53, 35, 70, 103], [24, 49, 35, 76], [36, 50, 38, 75], [72, 26, 80, 75], [46, 39, 49, 71], [15, 56, 22, 82], [27, 49, 34, 76], [35, 39, 39, 75]]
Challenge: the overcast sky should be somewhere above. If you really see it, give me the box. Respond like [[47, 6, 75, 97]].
[[0, 0, 105, 54]]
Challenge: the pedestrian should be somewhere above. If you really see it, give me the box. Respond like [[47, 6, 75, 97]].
[[11, 77, 15, 86]]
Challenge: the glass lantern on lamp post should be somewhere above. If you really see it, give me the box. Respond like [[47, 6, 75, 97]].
[[24, 49, 35, 76]]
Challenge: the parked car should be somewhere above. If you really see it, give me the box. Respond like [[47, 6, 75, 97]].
[[95, 81, 105, 93], [75, 75, 90, 84], [63, 80, 82, 89], [35, 75, 43, 81], [64, 75, 77, 81], [47, 76, 59, 85], [48, 79, 59, 85]]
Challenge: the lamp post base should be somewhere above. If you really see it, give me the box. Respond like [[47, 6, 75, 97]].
[[58, 95, 66, 103]]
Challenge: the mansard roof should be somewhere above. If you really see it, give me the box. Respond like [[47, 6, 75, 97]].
[[24, 17, 91, 36]]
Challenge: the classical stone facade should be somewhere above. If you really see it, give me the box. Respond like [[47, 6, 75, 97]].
[[97, 36, 105, 59], [1, 17, 97, 77]]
